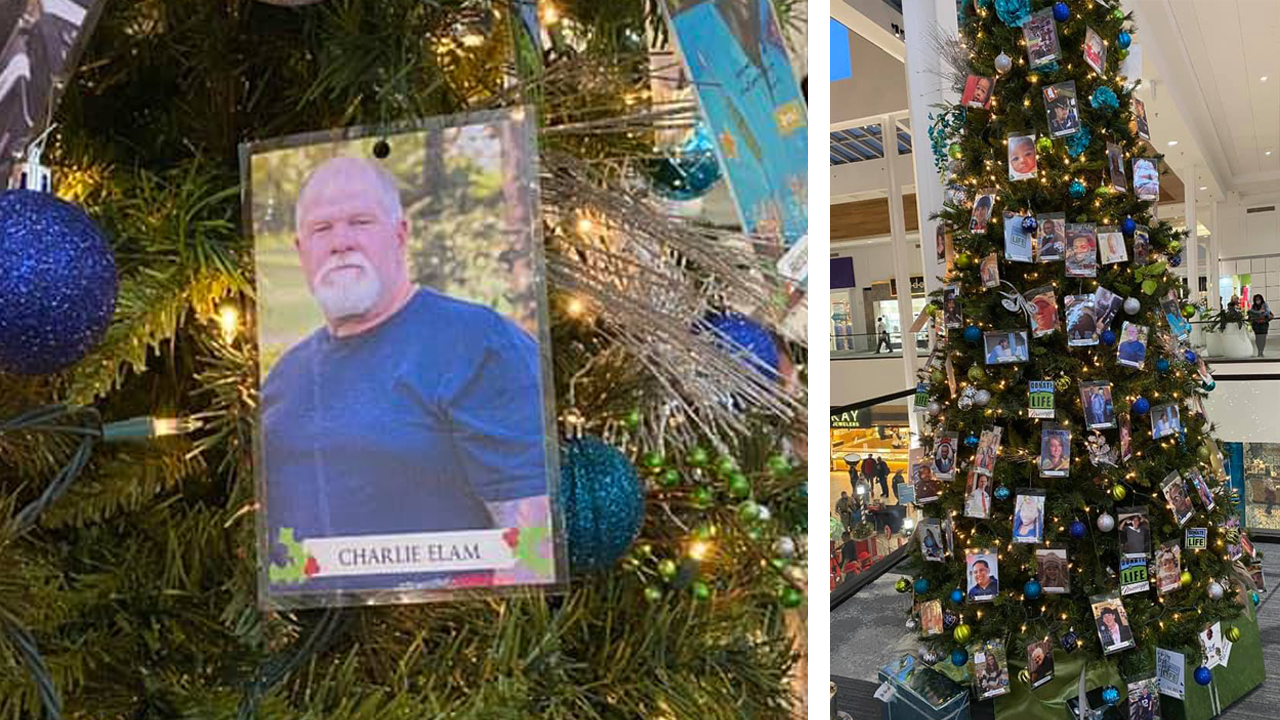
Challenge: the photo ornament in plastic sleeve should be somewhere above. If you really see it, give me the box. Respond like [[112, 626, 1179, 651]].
[[243, 109, 565, 608]]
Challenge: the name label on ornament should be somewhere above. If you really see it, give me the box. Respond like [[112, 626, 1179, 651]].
[[304, 530, 517, 576]]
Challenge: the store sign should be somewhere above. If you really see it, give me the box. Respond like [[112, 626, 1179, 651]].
[[831, 408, 871, 428], [889, 276, 926, 298]]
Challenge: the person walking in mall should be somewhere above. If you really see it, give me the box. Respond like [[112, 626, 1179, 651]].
[[875, 316, 892, 353], [1249, 294, 1273, 357], [861, 454, 878, 490], [835, 491, 854, 530], [875, 455, 892, 500]]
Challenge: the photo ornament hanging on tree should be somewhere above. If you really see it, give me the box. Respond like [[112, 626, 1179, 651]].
[[242, 108, 566, 609]]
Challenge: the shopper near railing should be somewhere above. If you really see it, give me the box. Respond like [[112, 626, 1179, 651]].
[[875, 317, 891, 353], [1249, 295, 1273, 358]]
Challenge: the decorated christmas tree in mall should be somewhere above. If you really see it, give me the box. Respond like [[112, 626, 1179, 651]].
[[0, 0, 808, 717], [901, 0, 1266, 716]]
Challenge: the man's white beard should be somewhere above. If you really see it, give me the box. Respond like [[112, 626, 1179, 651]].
[[312, 253, 382, 321]]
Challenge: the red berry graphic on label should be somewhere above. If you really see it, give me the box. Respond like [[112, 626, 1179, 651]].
[[503, 528, 520, 548], [303, 556, 320, 576]]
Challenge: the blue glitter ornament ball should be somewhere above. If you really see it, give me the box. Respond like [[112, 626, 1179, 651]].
[[648, 123, 723, 201], [1194, 666, 1212, 686], [1132, 396, 1150, 415], [702, 311, 780, 376], [1069, 520, 1087, 539], [1102, 686, 1120, 705], [1156, 358, 1170, 373], [1053, 2, 1070, 21], [994, 486, 1011, 501], [560, 435, 646, 573], [1069, 180, 1087, 198], [950, 588, 965, 604], [914, 578, 930, 594], [1121, 217, 1137, 235], [0, 190, 116, 375], [951, 648, 969, 666], [965, 435, 980, 447], [964, 325, 982, 344], [1024, 579, 1042, 599], [1101, 329, 1116, 345]]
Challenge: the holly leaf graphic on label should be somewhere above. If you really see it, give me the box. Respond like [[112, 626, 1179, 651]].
[[267, 527, 314, 585], [514, 524, 554, 578]]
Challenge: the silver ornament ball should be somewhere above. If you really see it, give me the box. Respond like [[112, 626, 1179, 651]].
[[1124, 297, 1141, 315], [1097, 513, 1115, 532], [995, 52, 1013, 74], [1208, 581, 1224, 600], [927, 401, 943, 416], [958, 396, 974, 410], [906, 617, 919, 631], [774, 536, 796, 559], [974, 390, 992, 407]]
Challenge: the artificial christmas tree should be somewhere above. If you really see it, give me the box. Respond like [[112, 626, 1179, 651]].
[[0, 1, 807, 717], [907, 1, 1265, 717]]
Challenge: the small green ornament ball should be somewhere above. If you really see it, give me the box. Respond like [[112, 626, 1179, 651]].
[[779, 586, 804, 609], [716, 456, 736, 476], [727, 471, 751, 498], [968, 365, 987, 383], [1182, 305, 1197, 319], [644, 585, 663, 602], [1117, 48, 1129, 61], [954, 623, 972, 643], [896, 578, 911, 593], [624, 409, 641, 429], [1197, 444, 1211, 461], [643, 451, 664, 470], [1112, 8, 1125, 20], [767, 454, 790, 476], [948, 143, 963, 160], [692, 486, 714, 508], [955, 252, 973, 269], [1169, 240, 1182, 253], [1036, 136, 1053, 154], [1112, 484, 1128, 501], [660, 468, 681, 487], [1056, 376, 1071, 391], [691, 581, 711, 600], [687, 447, 709, 467], [658, 558, 678, 579], [1180, 571, 1193, 587], [1095, 185, 1111, 198], [1226, 626, 1242, 643]]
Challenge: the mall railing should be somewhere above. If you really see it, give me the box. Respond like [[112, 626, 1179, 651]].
[[831, 331, 931, 359], [830, 386, 917, 609]]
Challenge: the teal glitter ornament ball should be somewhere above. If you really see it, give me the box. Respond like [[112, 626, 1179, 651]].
[[648, 123, 723, 201], [0, 190, 117, 375], [951, 648, 969, 666], [1069, 180, 1086, 198], [1102, 686, 1120, 705], [561, 435, 646, 573]]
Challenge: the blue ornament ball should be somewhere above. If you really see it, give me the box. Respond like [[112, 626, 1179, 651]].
[[1204, 380, 1216, 392], [1061, 630, 1080, 652], [994, 486, 1011, 501], [1121, 217, 1137, 236], [1101, 329, 1116, 346], [0, 190, 117, 375], [1053, 2, 1070, 22], [964, 325, 982, 344], [1102, 686, 1121, 706], [1117, 31, 1132, 50], [1132, 397, 1151, 415], [1024, 579, 1043, 599], [561, 435, 646, 573], [950, 588, 965, 604], [1022, 216, 1038, 234], [1156, 358, 1170, 373], [648, 124, 723, 201], [914, 578, 931, 594], [1069, 180, 1087, 198], [1253, 591, 1261, 606], [1185, 349, 1199, 364], [1170, 253, 1183, 268], [702, 311, 780, 377], [1069, 520, 1087, 539], [965, 435, 980, 447], [951, 648, 969, 667], [1194, 666, 1213, 686]]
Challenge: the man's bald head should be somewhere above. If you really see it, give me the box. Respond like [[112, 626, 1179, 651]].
[[297, 157, 403, 235]]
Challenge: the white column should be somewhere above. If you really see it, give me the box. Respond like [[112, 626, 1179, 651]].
[[883, 114, 919, 394], [1210, 200, 1221, 310], [902, 0, 960, 296], [1184, 169, 1197, 299]]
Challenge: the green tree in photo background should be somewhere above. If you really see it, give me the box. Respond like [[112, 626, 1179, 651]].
[[0, 1, 808, 718]]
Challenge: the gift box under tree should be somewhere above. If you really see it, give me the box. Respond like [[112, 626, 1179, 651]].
[[878, 655, 971, 720]]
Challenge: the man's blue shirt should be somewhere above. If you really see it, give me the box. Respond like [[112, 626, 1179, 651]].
[[262, 288, 547, 591]]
